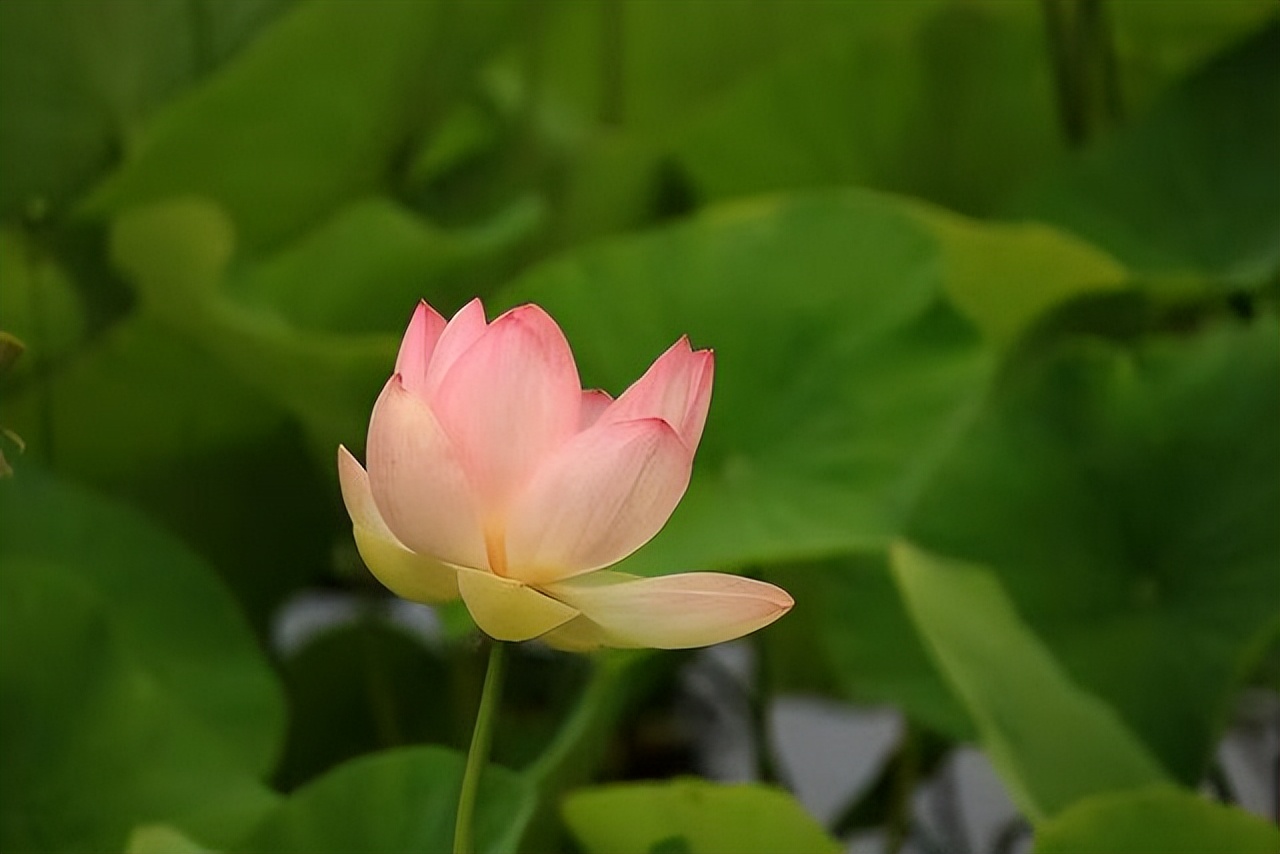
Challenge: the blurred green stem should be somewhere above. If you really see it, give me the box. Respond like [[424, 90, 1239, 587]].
[[1041, 0, 1123, 147], [454, 639, 507, 854], [519, 651, 667, 852], [524, 650, 671, 792], [885, 724, 921, 854], [750, 630, 783, 786], [358, 613, 403, 747]]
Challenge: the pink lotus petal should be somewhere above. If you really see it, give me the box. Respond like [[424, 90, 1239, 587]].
[[543, 571, 794, 649], [601, 337, 715, 448], [579, 389, 613, 431], [456, 568, 578, 641], [422, 297, 488, 397], [432, 304, 581, 507], [338, 446, 459, 602], [505, 418, 691, 584], [366, 378, 488, 570], [680, 349, 714, 449], [394, 301, 447, 397]]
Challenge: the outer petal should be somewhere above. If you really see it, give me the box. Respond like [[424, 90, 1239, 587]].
[[432, 304, 581, 506], [394, 301, 447, 397], [601, 337, 714, 449], [366, 377, 488, 570], [542, 571, 794, 649], [505, 418, 692, 584], [338, 446, 459, 602], [423, 297, 488, 398], [457, 569, 578, 641]]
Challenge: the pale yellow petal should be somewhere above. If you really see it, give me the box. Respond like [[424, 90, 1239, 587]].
[[456, 569, 578, 641], [352, 525, 460, 603]]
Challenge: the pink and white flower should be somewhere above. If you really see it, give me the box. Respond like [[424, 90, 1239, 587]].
[[338, 299, 792, 649]]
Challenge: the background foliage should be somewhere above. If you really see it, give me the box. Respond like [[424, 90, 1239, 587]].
[[2, 1, 1277, 852]]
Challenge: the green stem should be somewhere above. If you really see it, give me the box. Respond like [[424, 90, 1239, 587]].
[[454, 640, 507, 854], [1040, 0, 1123, 148], [750, 631, 783, 786], [885, 725, 921, 854], [1041, 0, 1087, 147], [358, 613, 402, 747], [1081, 0, 1124, 128], [524, 650, 642, 788], [515, 650, 667, 853]]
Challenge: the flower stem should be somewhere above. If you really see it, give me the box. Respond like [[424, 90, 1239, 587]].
[[454, 640, 507, 854], [1041, 0, 1123, 147]]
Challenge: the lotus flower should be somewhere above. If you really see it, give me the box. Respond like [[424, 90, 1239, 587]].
[[338, 299, 792, 649]]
